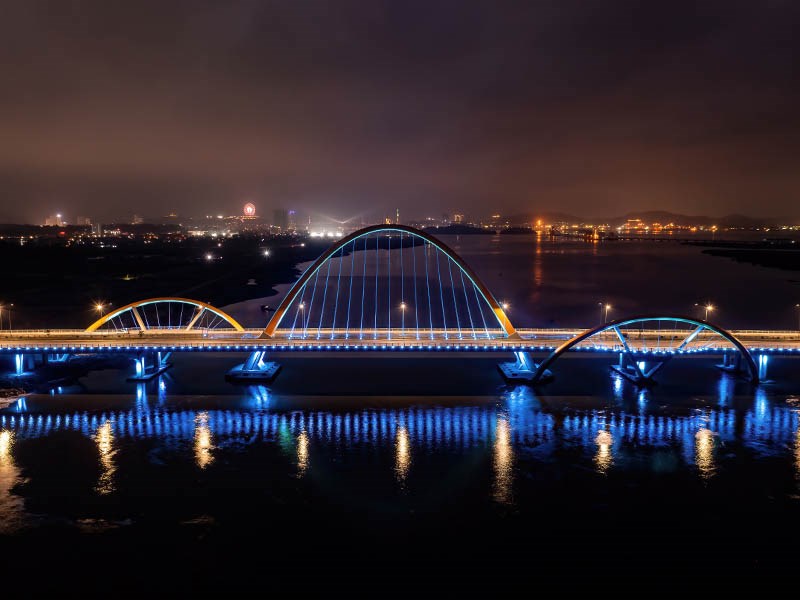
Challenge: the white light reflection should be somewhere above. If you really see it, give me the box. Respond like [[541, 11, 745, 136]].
[[493, 417, 513, 504], [594, 430, 613, 474], [395, 426, 411, 483], [297, 431, 309, 476], [194, 412, 214, 469], [95, 420, 116, 494], [695, 428, 716, 479]]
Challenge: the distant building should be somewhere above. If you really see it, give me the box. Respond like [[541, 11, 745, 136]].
[[453, 213, 465, 224], [76, 216, 92, 225], [44, 214, 64, 226], [91, 222, 103, 235], [131, 214, 144, 225], [287, 210, 297, 231], [273, 209, 289, 230], [395, 208, 400, 224]]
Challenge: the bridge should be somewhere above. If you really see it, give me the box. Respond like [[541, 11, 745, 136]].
[[1, 225, 798, 388]]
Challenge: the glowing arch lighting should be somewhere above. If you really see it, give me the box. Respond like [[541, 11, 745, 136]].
[[263, 224, 516, 340], [86, 298, 244, 332], [530, 315, 759, 383]]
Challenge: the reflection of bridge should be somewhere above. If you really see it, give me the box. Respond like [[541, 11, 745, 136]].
[[2, 387, 796, 490], [1, 225, 799, 387]]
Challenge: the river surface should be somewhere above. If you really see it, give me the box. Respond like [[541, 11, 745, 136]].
[[2, 235, 800, 594]]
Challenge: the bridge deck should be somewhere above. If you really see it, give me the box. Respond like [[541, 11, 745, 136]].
[[1, 328, 799, 354]]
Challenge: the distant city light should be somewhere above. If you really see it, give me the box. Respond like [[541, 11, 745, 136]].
[[243, 202, 256, 217], [264, 249, 270, 257], [205, 253, 213, 261]]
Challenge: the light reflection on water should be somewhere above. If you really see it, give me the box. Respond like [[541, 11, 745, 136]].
[[94, 420, 116, 494], [594, 430, 613, 474], [493, 417, 513, 504], [297, 430, 309, 476], [194, 412, 214, 469], [1, 385, 800, 532], [394, 426, 410, 483]]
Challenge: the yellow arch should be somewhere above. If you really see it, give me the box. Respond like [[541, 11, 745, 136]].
[[86, 297, 244, 332], [263, 224, 517, 338]]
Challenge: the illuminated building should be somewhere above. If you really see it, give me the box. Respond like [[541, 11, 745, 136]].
[[273, 208, 289, 230]]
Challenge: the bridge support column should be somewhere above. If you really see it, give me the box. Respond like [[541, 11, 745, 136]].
[[44, 353, 70, 364], [757, 354, 769, 381], [128, 351, 172, 381], [498, 351, 552, 383], [226, 350, 281, 383], [610, 352, 670, 386], [11, 353, 41, 376]]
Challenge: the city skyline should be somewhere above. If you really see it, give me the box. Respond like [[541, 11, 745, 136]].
[[1, 1, 799, 223]]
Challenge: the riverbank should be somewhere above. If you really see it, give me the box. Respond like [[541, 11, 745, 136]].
[[701, 247, 800, 274]]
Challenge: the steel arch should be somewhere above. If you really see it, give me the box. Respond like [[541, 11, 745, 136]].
[[262, 224, 516, 338], [531, 315, 759, 383], [86, 297, 244, 332]]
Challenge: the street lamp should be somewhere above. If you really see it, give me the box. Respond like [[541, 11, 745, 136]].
[[400, 302, 407, 337], [501, 301, 510, 311], [299, 302, 306, 338], [264, 249, 270, 257], [694, 303, 714, 320], [598, 302, 611, 324], [95, 302, 106, 317], [795, 303, 800, 330]]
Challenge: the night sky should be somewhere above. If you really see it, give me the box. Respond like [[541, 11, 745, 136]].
[[1, 0, 798, 223]]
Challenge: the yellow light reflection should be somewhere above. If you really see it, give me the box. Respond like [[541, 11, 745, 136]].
[[395, 426, 411, 483], [493, 417, 513, 504], [594, 430, 613, 474], [194, 412, 214, 469], [0, 429, 24, 533], [95, 420, 116, 495], [695, 428, 716, 479], [796, 426, 800, 477], [297, 431, 309, 476]]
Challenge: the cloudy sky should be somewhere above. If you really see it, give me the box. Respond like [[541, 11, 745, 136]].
[[0, 0, 798, 223]]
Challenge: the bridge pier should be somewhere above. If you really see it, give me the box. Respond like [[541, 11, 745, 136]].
[[128, 351, 171, 381], [43, 353, 70, 364], [609, 352, 670, 386], [226, 350, 281, 383], [10, 353, 41, 376], [498, 351, 552, 383], [716, 351, 763, 381]]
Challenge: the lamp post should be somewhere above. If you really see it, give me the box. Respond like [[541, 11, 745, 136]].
[[795, 303, 800, 331], [400, 302, 406, 338], [95, 302, 106, 318], [598, 302, 611, 324], [704, 304, 714, 321], [694, 302, 714, 321], [299, 302, 306, 338]]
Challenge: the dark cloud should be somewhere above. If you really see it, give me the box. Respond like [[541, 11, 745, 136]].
[[0, 0, 798, 222]]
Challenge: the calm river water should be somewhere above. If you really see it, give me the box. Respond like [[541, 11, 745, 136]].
[[1, 235, 799, 594]]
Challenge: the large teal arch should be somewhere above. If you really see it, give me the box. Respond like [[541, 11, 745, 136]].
[[530, 315, 759, 383], [263, 224, 516, 338]]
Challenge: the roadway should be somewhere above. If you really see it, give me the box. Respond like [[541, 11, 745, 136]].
[[1, 327, 799, 353]]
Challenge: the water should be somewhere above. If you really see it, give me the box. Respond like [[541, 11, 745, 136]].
[[2, 236, 800, 593]]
